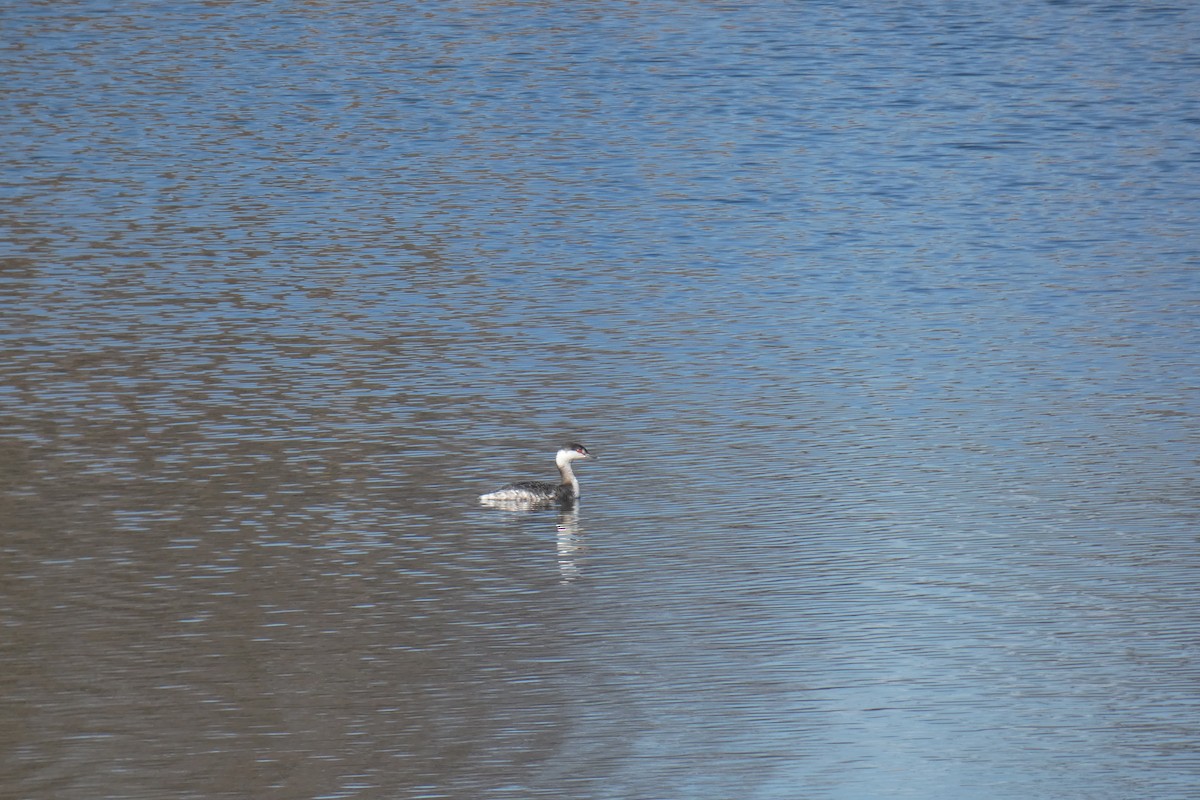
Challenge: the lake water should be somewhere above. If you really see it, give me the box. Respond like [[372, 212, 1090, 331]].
[[2, 1, 1198, 798]]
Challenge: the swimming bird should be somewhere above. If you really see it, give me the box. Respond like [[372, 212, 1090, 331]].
[[479, 443, 597, 506]]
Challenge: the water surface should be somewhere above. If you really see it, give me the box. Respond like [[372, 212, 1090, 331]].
[[2, 2, 1198, 798]]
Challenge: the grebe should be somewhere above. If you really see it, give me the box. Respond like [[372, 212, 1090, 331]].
[[479, 443, 597, 505]]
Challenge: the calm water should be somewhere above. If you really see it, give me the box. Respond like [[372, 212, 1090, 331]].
[[3, 1, 1199, 798]]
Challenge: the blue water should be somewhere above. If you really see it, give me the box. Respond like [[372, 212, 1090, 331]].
[[2, 2, 1198, 798]]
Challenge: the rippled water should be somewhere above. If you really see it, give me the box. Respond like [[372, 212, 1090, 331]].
[[3, 2, 1198, 798]]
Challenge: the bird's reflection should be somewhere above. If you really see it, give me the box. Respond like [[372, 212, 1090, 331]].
[[479, 498, 586, 583], [555, 506, 584, 584]]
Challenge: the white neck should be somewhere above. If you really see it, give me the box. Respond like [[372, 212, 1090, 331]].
[[555, 451, 580, 493]]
